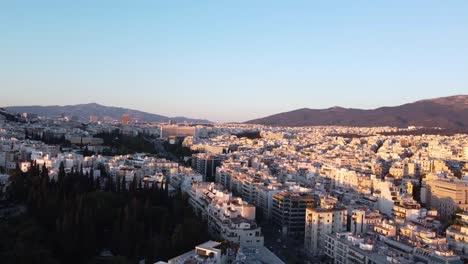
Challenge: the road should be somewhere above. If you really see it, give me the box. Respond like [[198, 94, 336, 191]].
[[261, 222, 309, 264]]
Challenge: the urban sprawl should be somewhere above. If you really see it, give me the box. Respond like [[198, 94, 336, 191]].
[[1, 111, 467, 264]]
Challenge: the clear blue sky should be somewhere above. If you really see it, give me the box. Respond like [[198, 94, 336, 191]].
[[1, 1, 467, 122]]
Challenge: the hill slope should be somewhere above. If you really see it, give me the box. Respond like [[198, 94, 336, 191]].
[[5, 103, 211, 123], [245, 95, 468, 128]]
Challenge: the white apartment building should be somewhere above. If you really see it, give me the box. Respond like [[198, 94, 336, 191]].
[[324, 232, 386, 264], [392, 197, 422, 224], [168, 240, 228, 264], [349, 208, 366, 235], [304, 198, 347, 257], [373, 179, 399, 216], [188, 182, 264, 248], [446, 212, 468, 255], [373, 220, 397, 238]]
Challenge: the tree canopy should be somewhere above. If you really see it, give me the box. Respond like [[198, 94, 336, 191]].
[[2, 162, 209, 264]]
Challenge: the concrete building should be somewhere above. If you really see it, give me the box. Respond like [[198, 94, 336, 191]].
[[447, 212, 468, 256], [349, 208, 366, 235], [325, 232, 462, 264], [272, 190, 314, 236], [193, 153, 225, 181], [425, 178, 468, 220], [373, 179, 400, 217], [168, 240, 228, 264], [167, 240, 284, 264], [188, 182, 264, 248], [89, 115, 98, 123], [304, 197, 347, 257], [392, 197, 422, 224], [122, 114, 130, 125], [324, 232, 386, 264], [160, 125, 196, 139]]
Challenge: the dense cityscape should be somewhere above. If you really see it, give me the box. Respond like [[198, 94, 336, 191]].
[[2, 2, 468, 264], [0, 107, 467, 264]]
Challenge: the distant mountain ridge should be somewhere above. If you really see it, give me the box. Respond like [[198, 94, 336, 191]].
[[245, 95, 468, 129], [5, 103, 211, 123]]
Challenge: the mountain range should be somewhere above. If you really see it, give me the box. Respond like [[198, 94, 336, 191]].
[[5, 95, 468, 128], [245, 95, 468, 129], [4, 103, 211, 124]]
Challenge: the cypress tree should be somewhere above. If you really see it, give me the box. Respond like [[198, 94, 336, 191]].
[[117, 176, 121, 193], [121, 175, 126, 192], [130, 175, 137, 194], [58, 162, 66, 198]]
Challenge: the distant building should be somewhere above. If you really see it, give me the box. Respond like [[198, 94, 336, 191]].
[[160, 125, 196, 139], [68, 137, 104, 145], [89, 115, 98, 123], [122, 114, 130, 125]]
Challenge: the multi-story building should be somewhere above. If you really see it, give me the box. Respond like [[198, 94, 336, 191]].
[[373, 220, 397, 238], [193, 153, 225, 181], [121, 114, 130, 125], [188, 182, 264, 248], [364, 210, 382, 231], [167, 240, 285, 264], [348, 208, 366, 235], [392, 197, 422, 224], [325, 232, 462, 264], [425, 178, 468, 220], [272, 190, 314, 236], [373, 179, 400, 217], [167, 240, 228, 264], [160, 125, 197, 139], [304, 197, 347, 257], [324, 232, 386, 264], [399, 221, 447, 248], [447, 212, 468, 256], [255, 184, 281, 220], [215, 167, 233, 190]]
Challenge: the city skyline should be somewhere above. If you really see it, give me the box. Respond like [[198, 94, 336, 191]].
[[1, 2, 468, 263], [1, 1, 467, 122]]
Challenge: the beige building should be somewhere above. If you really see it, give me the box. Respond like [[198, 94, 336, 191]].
[[373, 220, 397, 237], [304, 198, 347, 256], [122, 114, 130, 125], [425, 178, 468, 219], [392, 197, 422, 224], [160, 125, 196, 139], [447, 212, 468, 255]]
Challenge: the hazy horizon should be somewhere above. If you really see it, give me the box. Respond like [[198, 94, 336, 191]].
[[3, 94, 467, 123], [1, 1, 467, 122]]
